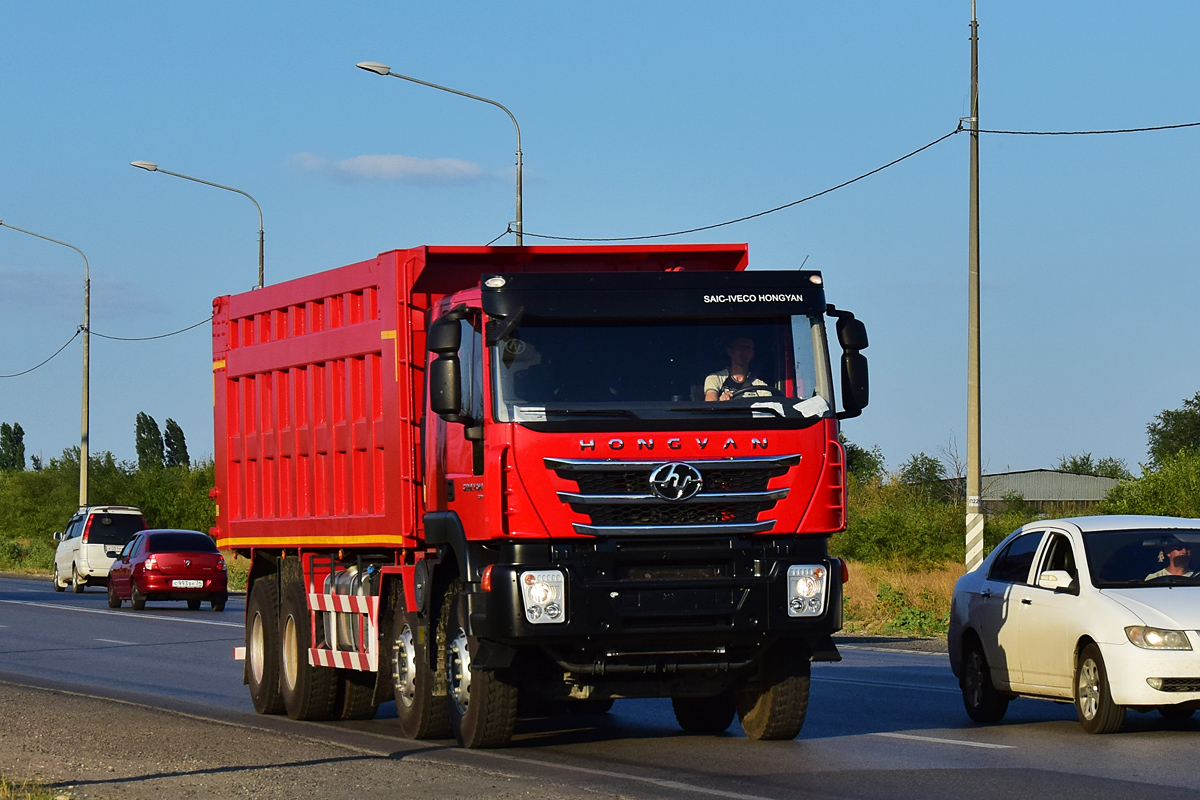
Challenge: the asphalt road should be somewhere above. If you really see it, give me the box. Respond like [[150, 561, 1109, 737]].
[[2, 573, 1198, 800]]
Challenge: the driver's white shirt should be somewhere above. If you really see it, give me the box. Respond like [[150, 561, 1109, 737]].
[[704, 369, 771, 398], [1144, 568, 1197, 579]]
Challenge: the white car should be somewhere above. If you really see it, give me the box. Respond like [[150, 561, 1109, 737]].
[[52, 505, 147, 593], [949, 515, 1200, 733]]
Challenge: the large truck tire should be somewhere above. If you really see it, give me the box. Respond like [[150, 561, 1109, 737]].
[[336, 669, 380, 720], [736, 643, 811, 741], [444, 581, 518, 748], [672, 693, 736, 733], [392, 590, 451, 739], [279, 563, 339, 721], [246, 575, 286, 714]]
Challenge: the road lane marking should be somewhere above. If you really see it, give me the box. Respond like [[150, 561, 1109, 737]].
[[812, 675, 960, 695], [872, 732, 1015, 749], [95, 638, 138, 645], [838, 644, 947, 657], [0, 599, 242, 629], [438, 749, 776, 800]]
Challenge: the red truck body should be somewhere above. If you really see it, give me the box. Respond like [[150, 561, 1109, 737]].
[[212, 243, 868, 746]]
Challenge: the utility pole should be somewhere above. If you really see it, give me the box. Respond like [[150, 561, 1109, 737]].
[[965, 0, 984, 570]]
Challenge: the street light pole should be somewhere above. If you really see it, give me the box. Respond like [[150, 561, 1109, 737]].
[[0, 220, 91, 507], [130, 162, 265, 288], [356, 61, 524, 245], [965, 0, 984, 570]]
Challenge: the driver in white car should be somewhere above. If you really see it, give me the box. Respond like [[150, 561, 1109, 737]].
[[704, 336, 772, 401], [1145, 540, 1196, 580]]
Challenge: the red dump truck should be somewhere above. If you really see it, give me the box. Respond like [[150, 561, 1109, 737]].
[[212, 243, 869, 747]]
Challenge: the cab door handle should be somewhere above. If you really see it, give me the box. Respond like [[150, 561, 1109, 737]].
[[1021, 597, 1033, 605], [980, 588, 992, 598]]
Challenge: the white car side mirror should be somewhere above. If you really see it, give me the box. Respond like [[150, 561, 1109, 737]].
[[1038, 570, 1077, 592], [53, 531, 63, 541]]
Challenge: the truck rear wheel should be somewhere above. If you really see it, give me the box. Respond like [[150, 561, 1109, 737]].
[[736, 643, 810, 741], [336, 669, 379, 720], [279, 567, 339, 721], [392, 591, 451, 739], [246, 576, 285, 715], [444, 582, 518, 748], [673, 692, 736, 733]]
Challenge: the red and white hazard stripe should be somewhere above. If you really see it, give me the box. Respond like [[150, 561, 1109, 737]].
[[306, 593, 379, 672]]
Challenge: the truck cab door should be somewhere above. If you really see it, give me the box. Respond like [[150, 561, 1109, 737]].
[[439, 314, 486, 536]]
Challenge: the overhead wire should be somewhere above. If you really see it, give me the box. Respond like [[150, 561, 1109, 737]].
[[89, 315, 213, 342], [0, 328, 81, 379]]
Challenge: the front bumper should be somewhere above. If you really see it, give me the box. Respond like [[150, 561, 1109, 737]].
[[461, 537, 843, 665], [1101, 639, 1200, 707]]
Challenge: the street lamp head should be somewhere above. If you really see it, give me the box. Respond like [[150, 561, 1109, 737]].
[[356, 61, 392, 76], [130, 161, 159, 172]]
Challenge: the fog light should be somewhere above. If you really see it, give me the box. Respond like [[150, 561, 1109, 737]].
[[519, 570, 567, 625], [786, 564, 828, 618], [1148, 677, 1164, 690]]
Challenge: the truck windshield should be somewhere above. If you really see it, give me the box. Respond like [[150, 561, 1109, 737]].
[[491, 315, 833, 423]]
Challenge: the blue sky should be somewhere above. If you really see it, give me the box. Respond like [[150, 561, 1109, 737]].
[[1, 2, 1197, 476]]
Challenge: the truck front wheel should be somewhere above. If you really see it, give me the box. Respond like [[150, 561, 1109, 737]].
[[279, 567, 339, 720], [736, 643, 811, 741], [673, 693, 736, 733], [392, 592, 451, 738], [444, 582, 518, 748]]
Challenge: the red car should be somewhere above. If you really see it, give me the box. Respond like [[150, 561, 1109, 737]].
[[108, 529, 228, 611]]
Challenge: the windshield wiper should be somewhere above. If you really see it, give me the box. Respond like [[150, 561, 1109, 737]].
[[675, 405, 785, 418], [541, 407, 640, 419]]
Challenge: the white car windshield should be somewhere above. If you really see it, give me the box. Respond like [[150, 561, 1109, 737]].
[[1083, 528, 1200, 587]]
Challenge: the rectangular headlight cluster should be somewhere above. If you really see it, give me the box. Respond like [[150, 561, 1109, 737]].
[[1126, 626, 1193, 650], [519, 570, 566, 624], [787, 564, 828, 617]]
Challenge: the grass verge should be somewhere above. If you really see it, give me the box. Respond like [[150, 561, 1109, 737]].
[[841, 559, 964, 636], [0, 774, 56, 800]]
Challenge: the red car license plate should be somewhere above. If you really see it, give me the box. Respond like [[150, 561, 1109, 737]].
[[172, 579, 204, 588]]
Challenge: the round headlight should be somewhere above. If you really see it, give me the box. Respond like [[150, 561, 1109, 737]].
[[795, 576, 819, 598], [530, 582, 555, 605]]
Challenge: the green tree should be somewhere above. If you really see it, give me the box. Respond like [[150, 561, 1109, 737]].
[[135, 412, 164, 471], [899, 452, 947, 502], [841, 434, 884, 482], [1056, 452, 1132, 481], [164, 418, 189, 468], [1147, 391, 1200, 468], [0, 423, 25, 471]]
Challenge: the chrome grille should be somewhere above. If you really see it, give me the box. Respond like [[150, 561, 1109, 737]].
[[546, 454, 799, 536]]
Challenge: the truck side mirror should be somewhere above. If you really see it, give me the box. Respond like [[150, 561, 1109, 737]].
[[827, 305, 870, 420], [840, 352, 869, 417], [836, 317, 868, 351], [429, 354, 464, 419], [427, 312, 464, 354]]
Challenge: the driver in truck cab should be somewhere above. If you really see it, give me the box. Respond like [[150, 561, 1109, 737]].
[[704, 336, 772, 401]]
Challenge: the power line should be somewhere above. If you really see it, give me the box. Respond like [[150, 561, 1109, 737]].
[[0, 328, 80, 379], [520, 128, 964, 243], [980, 121, 1200, 136], [89, 315, 212, 341]]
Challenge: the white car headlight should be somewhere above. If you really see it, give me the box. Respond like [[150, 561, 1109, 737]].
[[1126, 626, 1193, 651], [519, 570, 566, 625]]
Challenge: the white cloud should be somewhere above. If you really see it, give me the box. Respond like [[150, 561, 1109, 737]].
[[291, 152, 485, 185]]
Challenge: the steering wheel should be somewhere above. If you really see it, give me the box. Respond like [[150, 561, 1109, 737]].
[[729, 385, 781, 399]]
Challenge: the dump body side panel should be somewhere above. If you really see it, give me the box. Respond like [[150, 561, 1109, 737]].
[[212, 251, 429, 549]]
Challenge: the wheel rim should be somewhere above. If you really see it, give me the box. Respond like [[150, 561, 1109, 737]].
[[447, 627, 472, 713], [282, 615, 299, 691], [964, 649, 984, 708], [249, 611, 266, 685], [53, 566, 59, 586], [1078, 658, 1100, 720], [392, 623, 417, 709]]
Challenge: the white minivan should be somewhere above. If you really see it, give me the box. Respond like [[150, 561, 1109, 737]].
[[53, 506, 147, 592]]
